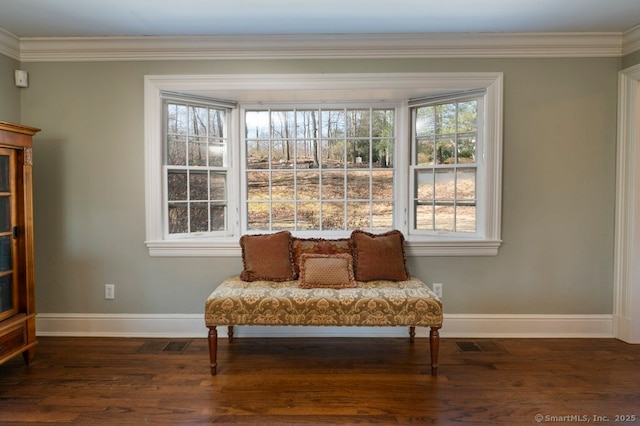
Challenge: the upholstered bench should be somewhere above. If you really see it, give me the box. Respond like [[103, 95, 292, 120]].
[[204, 230, 444, 376]]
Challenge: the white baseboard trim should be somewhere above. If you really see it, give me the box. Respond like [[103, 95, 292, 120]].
[[36, 313, 614, 339]]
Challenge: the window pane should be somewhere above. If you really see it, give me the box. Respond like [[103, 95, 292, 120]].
[[189, 171, 208, 201], [435, 137, 455, 165], [322, 110, 345, 138], [372, 109, 394, 137], [435, 169, 455, 199], [245, 111, 269, 138], [297, 172, 319, 200], [247, 202, 269, 230], [457, 100, 477, 133], [347, 171, 370, 199], [209, 173, 226, 201], [322, 139, 345, 168], [208, 141, 226, 167], [210, 204, 226, 231], [246, 140, 269, 169], [272, 202, 294, 230], [271, 140, 292, 168], [321, 202, 344, 230], [208, 109, 226, 137], [298, 202, 319, 230], [168, 203, 188, 234], [435, 204, 454, 231], [415, 106, 434, 137], [457, 135, 476, 164], [435, 103, 456, 136], [416, 137, 434, 166], [347, 202, 370, 229], [373, 139, 393, 168], [456, 205, 476, 233], [415, 203, 434, 230], [322, 171, 344, 200], [271, 110, 295, 139], [188, 137, 207, 166], [167, 171, 187, 201], [372, 202, 393, 229], [271, 172, 294, 200], [372, 171, 393, 200], [347, 139, 369, 168], [247, 172, 269, 201], [456, 168, 476, 200], [416, 170, 434, 199], [167, 135, 186, 166], [297, 140, 318, 168], [296, 110, 319, 138], [189, 106, 208, 136], [190, 202, 209, 232], [347, 110, 370, 137], [167, 103, 188, 135]]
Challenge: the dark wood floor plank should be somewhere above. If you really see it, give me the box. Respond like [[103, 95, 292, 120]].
[[1, 336, 639, 424]]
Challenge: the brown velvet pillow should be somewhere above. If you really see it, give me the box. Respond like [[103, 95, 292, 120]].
[[291, 237, 352, 278], [298, 253, 356, 289], [350, 230, 410, 281], [239, 231, 295, 282]]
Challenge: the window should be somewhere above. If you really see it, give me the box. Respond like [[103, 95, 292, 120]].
[[410, 93, 483, 236], [164, 97, 232, 237], [144, 73, 503, 256], [243, 107, 395, 232]]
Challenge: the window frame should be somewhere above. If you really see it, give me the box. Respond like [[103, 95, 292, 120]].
[[144, 73, 503, 257]]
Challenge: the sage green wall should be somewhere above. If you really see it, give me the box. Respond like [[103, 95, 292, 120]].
[[20, 57, 618, 315], [622, 50, 640, 69], [0, 54, 21, 123]]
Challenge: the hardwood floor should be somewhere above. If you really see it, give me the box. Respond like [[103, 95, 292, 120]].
[[0, 336, 639, 424]]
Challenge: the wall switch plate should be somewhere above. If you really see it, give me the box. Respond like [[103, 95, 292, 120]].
[[432, 283, 443, 298], [105, 284, 115, 300]]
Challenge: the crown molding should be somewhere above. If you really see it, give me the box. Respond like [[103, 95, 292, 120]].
[[10, 32, 625, 62], [623, 24, 640, 56], [0, 28, 20, 61]]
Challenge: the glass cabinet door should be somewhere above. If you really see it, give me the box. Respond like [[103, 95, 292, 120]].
[[0, 148, 17, 320]]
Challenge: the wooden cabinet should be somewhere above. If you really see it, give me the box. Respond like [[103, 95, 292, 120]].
[[0, 121, 39, 366]]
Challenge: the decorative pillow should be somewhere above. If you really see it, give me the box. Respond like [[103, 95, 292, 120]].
[[350, 230, 410, 281], [298, 253, 356, 289], [239, 231, 295, 282], [291, 237, 351, 278]]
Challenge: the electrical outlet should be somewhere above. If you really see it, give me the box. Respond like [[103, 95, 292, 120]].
[[105, 284, 115, 300], [432, 283, 443, 298]]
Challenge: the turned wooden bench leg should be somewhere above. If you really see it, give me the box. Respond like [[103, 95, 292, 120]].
[[429, 326, 440, 376], [228, 325, 234, 342], [208, 326, 218, 375], [409, 326, 416, 343]]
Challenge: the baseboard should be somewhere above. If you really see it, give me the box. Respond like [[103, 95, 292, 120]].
[[36, 313, 614, 339]]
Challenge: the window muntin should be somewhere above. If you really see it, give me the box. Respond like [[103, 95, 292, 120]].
[[411, 97, 482, 234], [244, 107, 395, 232], [164, 100, 230, 236]]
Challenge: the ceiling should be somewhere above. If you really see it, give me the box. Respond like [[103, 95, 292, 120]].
[[1, 0, 640, 38]]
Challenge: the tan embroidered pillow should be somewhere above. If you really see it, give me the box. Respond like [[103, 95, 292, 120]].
[[240, 231, 295, 282], [351, 229, 410, 281], [298, 253, 356, 289], [291, 237, 352, 278]]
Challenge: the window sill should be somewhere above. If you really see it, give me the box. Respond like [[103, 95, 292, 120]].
[[146, 238, 501, 257]]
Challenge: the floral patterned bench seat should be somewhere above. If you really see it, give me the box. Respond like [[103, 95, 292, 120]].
[[204, 230, 444, 376]]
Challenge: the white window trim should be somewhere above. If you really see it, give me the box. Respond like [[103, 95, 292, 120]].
[[144, 72, 503, 257]]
